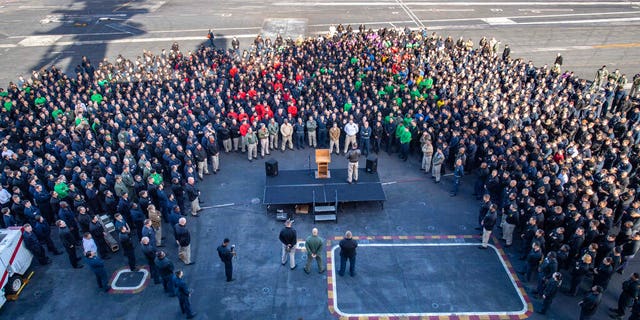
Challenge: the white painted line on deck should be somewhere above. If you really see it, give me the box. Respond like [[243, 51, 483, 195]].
[[306, 10, 640, 27], [518, 8, 575, 12], [18, 5, 60, 9], [394, 0, 425, 28], [530, 46, 593, 52], [273, 2, 640, 6], [412, 8, 476, 12], [381, 181, 397, 185], [17, 35, 62, 47], [482, 17, 517, 25], [518, 16, 640, 25], [200, 203, 235, 209]]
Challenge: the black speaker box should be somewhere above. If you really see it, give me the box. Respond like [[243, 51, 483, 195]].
[[265, 159, 279, 176], [366, 155, 377, 173]]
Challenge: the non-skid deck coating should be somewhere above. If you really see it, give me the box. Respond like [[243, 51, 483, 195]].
[[263, 169, 386, 205], [327, 236, 529, 319]]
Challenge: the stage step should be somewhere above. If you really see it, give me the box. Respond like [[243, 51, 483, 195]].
[[314, 214, 337, 222], [314, 205, 336, 213]]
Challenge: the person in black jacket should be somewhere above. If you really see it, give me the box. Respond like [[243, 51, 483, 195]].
[[23, 223, 50, 265], [119, 226, 137, 271], [175, 217, 193, 265], [538, 272, 562, 315], [84, 251, 110, 292], [140, 236, 160, 284], [217, 238, 235, 282], [89, 215, 111, 259], [475, 194, 491, 230], [520, 242, 542, 282], [616, 232, 640, 274], [205, 135, 220, 174], [579, 285, 602, 320], [630, 298, 640, 320], [57, 220, 83, 268], [33, 215, 62, 255], [593, 256, 614, 291], [479, 204, 497, 249], [610, 272, 640, 318], [170, 178, 185, 214], [338, 230, 358, 277], [535, 251, 557, 295], [569, 254, 592, 296], [174, 270, 197, 319], [279, 219, 297, 270], [184, 177, 201, 217], [155, 251, 175, 296]]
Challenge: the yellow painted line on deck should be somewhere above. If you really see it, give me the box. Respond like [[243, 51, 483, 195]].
[[593, 42, 640, 49]]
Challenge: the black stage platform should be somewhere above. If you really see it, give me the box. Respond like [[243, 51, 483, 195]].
[[263, 169, 386, 205]]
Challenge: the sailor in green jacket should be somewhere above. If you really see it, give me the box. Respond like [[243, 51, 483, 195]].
[[304, 228, 325, 274], [399, 126, 412, 161]]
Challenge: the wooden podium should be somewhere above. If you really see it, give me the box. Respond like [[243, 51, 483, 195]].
[[315, 149, 331, 179]]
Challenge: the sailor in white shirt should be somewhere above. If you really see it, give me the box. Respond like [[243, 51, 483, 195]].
[[343, 119, 359, 154]]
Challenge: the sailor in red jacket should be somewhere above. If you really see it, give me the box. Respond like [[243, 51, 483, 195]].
[[287, 103, 298, 117], [239, 120, 250, 153]]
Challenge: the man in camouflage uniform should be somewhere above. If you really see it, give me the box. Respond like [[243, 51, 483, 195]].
[[306, 116, 317, 148], [592, 65, 609, 92], [258, 123, 270, 158], [630, 73, 640, 98], [246, 127, 258, 161], [421, 134, 433, 173], [268, 118, 279, 150]]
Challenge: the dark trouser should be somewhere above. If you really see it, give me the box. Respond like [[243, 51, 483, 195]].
[[224, 261, 233, 281], [179, 294, 194, 315], [134, 221, 145, 240], [318, 130, 327, 148], [474, 179, 485, 198], [536, 274, 548, 294], [386, 136, 395, 153], [71, 227, 81, 243], [161, 275, 174, 295], [360, 138, 370, 156], [520, 241, 531, 259], [94, 270, 109, 289], [400, 143, 409, 160], [124, 250, 136, 270], [65, 246, 79, 267], [40, 237, 60, 254], [338, 255, 356, 276], [451, 176, 461, 195], [32, 246, 49, 265], [95, 236, 111, 258], [569, 275, 584, 295], [295, 133, 305, 149], [579, 310, 595, 320], [523, 263, 535, 282], [616, 294, 633, 316], [176, 195, 185, 214], [540, 297, 553, 314], [147, 258, 161, 282], [373, 137, 382, 153]]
